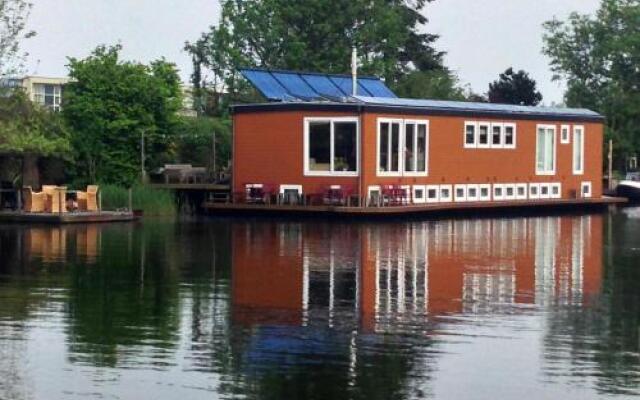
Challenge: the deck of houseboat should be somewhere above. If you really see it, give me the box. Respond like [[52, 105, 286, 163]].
[[0, 210, 138, 224], [203, 196, 627, 218]]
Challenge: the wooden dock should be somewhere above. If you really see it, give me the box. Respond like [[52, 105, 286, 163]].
[[202, 196, 627, 218], [0, 210, 138, 224]]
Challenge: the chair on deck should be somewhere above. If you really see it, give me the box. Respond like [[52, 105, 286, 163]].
[[323, 185, 354, 206], [382, 185, 410, 206], [42, 185, 67, 213], [77, 185, 99, 212], [22, 186, 46, 213], [241, 183, 275, 204]]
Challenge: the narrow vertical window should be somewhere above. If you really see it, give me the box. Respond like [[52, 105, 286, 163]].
[[478, 122, 490, 147], [536, 125, 556, 175], [464, 122, 477, 148], [378, 120, 401, 174], [405, 123, 415, 172], [504, 123, 516, 148], [416, 123, 427, 173], [308, 121, 331, 172], [334, 122, 357, 172], [561, 125, 570, 144], [573, 126, 584, 175], [491, 123, 503, 147]]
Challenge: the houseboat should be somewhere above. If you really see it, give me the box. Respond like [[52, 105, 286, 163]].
[[207, 69, 623, 216]]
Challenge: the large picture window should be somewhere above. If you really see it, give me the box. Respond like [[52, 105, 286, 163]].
[[536, 125, 556, 175], [573, 125, 584, 175], [378, 119, 428, 176], [305, 117, 358, 176]]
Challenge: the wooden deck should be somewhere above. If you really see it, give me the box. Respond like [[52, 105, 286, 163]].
[[0, 210, 138, 224], [202, 196, 627, 218]]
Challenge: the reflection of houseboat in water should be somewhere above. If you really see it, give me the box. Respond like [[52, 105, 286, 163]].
[[231, 216, 602, 331]]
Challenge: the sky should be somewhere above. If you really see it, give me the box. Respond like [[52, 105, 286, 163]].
[[22, 0, 601, 104]]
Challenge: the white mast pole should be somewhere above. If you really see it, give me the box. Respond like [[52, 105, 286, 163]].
[[351, 46, 358, 96]]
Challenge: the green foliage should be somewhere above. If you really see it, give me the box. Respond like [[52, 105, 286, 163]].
[[543, 0, 640, 166], [0, 0, 35, 77], [174, 116, 231, 170], [0, 90, 70, 156], [63, 45, 183, 186], [488, 67, 543, 106], [100, 184, 177, 216], [393, 70, 466, 100], [187, 0, 445, 109]]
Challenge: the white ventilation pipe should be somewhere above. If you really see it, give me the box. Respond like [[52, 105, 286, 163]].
[[351, 46, 358, 96]]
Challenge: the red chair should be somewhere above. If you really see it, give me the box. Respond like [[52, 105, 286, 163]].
[[323, 185, 354, 206], [241, 183, 275, 204], [382, 185, 409, 206]]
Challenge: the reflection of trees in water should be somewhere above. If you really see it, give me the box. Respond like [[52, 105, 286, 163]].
[[543, 213, 640, 395]]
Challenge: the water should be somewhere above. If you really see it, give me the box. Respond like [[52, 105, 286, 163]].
[[0, 210, 639, 400]]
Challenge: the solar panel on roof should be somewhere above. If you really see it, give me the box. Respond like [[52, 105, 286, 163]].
[[271, 72, 319, 99], [359, 79, 397, 98], [240, 68, 398, 102], [241, 70, 292, 101], [299, 74, 346, 97]]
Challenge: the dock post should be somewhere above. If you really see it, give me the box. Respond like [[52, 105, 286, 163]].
[[608, 139, 614, 191], [128, 188, 133, 212]]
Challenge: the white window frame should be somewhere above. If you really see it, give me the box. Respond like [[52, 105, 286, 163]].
[[550, 183, 562, 199], [503, 123, 517, 149], [304, 117, 360, 177], [377, 118, 429, 177], [412, 185, 426, 204], [504, 184, 517, 201], [377, 118, 403, 176], [561, 124, 571, 144], [403, 120, 430, 177], [490, 123, 503, 148], [539, 183, 551, 199], [466, 184, 480, 202], [464, 121, 477, 149], [426, 185, 440, 203], [454, 184, 467, 202], [439, 185, 453, 203], [368, 185, 382, 206], [529, 183, 540, 199], [581, 182, 592, 198], [477, 122, 491, 149], [516, 183, 528, 200], [573, 125, 585, 175], [479, 184, 492, 201], [536, 124, 557, 175], [493, 184, 505, 201], [279, 184, 303, 195]]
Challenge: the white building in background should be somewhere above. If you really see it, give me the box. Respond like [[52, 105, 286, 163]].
[[0, 76, 70, 112]]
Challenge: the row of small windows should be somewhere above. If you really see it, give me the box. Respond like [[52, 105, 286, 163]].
[[464, 121, 516, 149], [372, 182, 592, 204]]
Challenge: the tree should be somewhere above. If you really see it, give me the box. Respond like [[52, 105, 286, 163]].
[[543, 0, 640, 168], [187, 0, 446, 109], [0, 91, 70, 187], [63, 45, 183, 186], [488, 67, 543, 106], [393, 70, 466, 100], [0, 0, 35, 77]]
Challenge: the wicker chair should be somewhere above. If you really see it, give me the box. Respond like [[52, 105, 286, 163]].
[[77, 185, 99, 212], [42, 185, 67, 213], [22, 186, 46, 213]]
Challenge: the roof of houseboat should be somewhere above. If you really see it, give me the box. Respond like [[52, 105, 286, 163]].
[[234, 68, 604, 123]]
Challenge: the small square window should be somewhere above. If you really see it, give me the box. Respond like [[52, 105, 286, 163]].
[[561, 125, 570, 144], [428, 189, 437, 198]]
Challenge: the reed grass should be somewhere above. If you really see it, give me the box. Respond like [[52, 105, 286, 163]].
[[100, 185, 177, 216]]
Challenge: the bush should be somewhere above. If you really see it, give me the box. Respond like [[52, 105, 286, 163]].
[[100, 185, 176, 216]]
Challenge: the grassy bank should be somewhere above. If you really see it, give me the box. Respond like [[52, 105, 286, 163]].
[[100, 185, 177, 217]]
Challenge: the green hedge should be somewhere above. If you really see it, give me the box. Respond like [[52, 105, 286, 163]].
[[100, 185, 176, 216]]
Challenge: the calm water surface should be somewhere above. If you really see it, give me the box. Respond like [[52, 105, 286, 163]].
[[1, 210, 639, 400]]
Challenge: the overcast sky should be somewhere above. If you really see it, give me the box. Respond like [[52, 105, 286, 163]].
[[22, 0, 600, 104]]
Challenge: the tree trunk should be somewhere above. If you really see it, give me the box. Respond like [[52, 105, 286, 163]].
[[22, 154, 40, 188]]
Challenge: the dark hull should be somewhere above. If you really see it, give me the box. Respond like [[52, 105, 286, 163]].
[[616, 184, 640, 201]]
